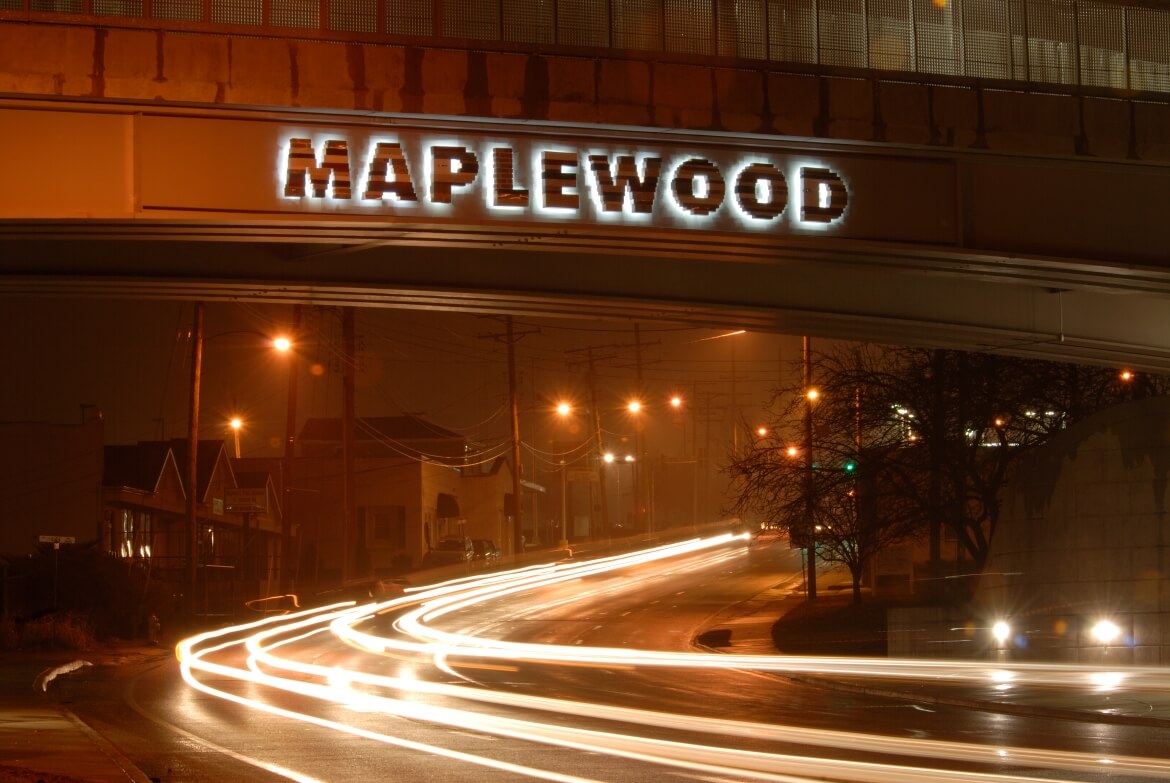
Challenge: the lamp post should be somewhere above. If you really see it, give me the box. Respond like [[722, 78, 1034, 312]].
[[229, 417, 243, 458], [802, 335, 818, 601], [278, 309, 298, 592], [184, 310, 293, 619], [557, 399, 611, 542], [559, 458, 569, 548], [185, 303, 204, 619], [627, 399, 645, 534]]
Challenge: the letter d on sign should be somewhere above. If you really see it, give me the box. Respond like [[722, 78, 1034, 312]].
[[799, 167, 847, 224]]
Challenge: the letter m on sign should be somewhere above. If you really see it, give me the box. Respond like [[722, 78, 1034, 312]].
[[284, 139, 352, 199]]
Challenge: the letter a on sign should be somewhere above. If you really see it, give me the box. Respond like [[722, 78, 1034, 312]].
[[363, 142, 419, 202]]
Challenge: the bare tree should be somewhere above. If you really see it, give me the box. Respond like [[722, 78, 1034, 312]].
[[728, 343, 1164, 602], [727, 351, 918, 603]]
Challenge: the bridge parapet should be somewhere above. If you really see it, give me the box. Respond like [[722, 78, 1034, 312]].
[[1, 0, 1169, 161], [1, 0, 1168, 95]]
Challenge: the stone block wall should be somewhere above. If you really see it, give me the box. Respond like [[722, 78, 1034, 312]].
[[0, 22, 1168, 162], [975, 396, 1170, 665]]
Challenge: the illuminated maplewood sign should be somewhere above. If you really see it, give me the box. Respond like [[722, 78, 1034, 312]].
[[281, 135, 849, 232]]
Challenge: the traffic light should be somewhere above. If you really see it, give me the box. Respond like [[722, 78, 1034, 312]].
[[842, 460, 856, 474]]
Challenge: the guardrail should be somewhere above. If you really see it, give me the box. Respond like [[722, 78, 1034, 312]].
[[2, 0, 1167, 95]]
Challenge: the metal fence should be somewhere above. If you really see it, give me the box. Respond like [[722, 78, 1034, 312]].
[[3, 0, 1168, 94]]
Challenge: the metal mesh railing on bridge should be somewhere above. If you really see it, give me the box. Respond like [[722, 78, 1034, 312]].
[[2, 0, 1168, 95]]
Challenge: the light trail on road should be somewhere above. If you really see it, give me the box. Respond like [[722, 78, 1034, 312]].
[[178, 534, 1170, 782]]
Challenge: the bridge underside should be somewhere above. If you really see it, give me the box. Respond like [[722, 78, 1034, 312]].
[[5, 217, 1170, 372]]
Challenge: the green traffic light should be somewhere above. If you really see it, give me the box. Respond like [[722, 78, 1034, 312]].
[[843, 461, 856, 472]]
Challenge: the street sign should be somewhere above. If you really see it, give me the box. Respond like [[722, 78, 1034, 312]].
[[38, 535, 75, 544], [225, 487, 268, 513]]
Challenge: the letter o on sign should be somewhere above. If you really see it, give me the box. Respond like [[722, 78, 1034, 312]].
[[671, 158, 725, 216], [735, 163, 788, 220]]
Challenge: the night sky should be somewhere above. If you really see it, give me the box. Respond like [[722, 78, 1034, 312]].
[[0, 297, 802, 463]]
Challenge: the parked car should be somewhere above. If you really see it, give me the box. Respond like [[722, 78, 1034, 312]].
[[423, 536, 474, 568], [372, 576, 412, 598], [244, 593, 301, 615], [307, 575, 411, 607], [471, 538, 501, 561]]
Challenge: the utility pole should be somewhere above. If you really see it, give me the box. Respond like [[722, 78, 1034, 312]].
[[479, 317, 539, 556], [341, 307, 356, 583], [185, 302, 203, 618], [633, 323, 645, 533], [582, 331, 658, 537], [586, 349, 610, 539], [803, 335, 817, 601], [507, 317, 524, 556], [282, 306, 299, 591], [564, 345, 619, 541]]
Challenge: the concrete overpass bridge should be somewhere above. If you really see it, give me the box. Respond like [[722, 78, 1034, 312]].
[[1, 0, 1168, 368]]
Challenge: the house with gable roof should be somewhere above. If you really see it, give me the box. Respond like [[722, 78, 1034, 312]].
[[101, 439, 284, 610], [291, 414, 528, 582], [101, 440, 186, 564]]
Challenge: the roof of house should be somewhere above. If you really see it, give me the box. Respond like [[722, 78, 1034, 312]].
[[102, 442, 176, 493], [233, 471, 272, 489], [112, 437, 232, 498]]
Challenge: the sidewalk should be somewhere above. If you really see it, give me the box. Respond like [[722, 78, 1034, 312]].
[[0, 644, 164, 783]]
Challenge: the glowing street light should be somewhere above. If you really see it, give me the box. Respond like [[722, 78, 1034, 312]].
[[185, 316, 297, 612], [229, 417, 243, 458], [556, 401, 572, 416], [626, 400, 646, 534], [992, 620, 1011, 646], [670, 395, 683, 409], [1091, 619, 1121, 645]]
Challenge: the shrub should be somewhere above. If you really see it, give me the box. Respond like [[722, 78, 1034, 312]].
[[9, 612, 96, 651], [8, 544, 178, 642]]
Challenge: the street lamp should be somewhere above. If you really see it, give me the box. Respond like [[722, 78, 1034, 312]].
[[229, 417, 243, 458], [184, 307, 294, 618], [556, 399, 614, 542], [554, 402, 576, 549], [802, 335, 819, 600], [626, 399, 646, 534], [559, 458, 569, 549], [1091, 619, 1121, 646]]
